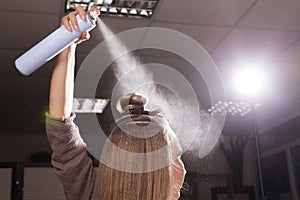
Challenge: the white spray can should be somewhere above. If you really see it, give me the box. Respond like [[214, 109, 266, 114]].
[[15, 11, 99, 76]]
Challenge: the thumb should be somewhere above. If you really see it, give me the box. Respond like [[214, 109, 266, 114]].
[[75, 31, 90, 44], [81, 31, 90, 41]]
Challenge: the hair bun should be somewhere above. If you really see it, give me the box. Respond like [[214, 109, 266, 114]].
[[116, 93, 147, 114]]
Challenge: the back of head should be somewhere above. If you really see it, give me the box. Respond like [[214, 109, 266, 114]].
[[96, 93, 173, 200], [116, 93, 148, 115]]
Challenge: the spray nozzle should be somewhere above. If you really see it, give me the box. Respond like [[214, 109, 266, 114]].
[[89, 10, 100, 22]]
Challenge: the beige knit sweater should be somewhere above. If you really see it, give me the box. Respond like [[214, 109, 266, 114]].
[[45, 112, 98, 200]]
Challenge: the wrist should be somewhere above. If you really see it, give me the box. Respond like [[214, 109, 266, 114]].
[[58, 44, 76, 58], [67, 43, 77, 53], [70, 43, 77, 49]]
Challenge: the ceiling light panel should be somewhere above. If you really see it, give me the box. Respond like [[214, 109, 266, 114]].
[[66, 0, 159, 18]]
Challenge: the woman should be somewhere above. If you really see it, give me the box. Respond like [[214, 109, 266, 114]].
[[45, 6, 186, 200]]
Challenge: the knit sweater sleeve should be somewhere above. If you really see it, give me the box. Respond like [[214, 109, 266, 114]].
[[45, 112, 97, 200]]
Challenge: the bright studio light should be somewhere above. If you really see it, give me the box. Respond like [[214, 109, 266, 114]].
[[233, 65, 267, 98]]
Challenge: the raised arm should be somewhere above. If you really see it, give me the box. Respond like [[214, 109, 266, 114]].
[[46, 7, 100, 200], [49, 43, 76, 118], [49, 6, 98, 118]]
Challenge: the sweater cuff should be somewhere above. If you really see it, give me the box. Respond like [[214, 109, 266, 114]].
[[45, 112, 76, 123]]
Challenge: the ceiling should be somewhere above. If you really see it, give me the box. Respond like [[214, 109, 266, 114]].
[[0, 0, 299, 136]]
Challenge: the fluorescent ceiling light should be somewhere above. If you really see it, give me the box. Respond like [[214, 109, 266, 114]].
[[100, 6, 108, 12], [73, 98, 109, 113], [120, 8, 128, 14], [66, 0, 159, 18], [109, 7, 118, 13], [140, 9, 148, 16], [129, 9, 137, 15]]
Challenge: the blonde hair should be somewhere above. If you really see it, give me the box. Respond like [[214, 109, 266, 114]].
[[96, 93, 174, 200]]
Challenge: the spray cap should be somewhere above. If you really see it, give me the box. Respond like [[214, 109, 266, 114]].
[[89, 10, 100, 22]]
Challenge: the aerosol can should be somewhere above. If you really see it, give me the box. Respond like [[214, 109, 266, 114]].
[[15, 11, 99, 76]]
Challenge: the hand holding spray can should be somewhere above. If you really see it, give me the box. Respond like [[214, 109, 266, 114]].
[[15, 10, 100, 76]]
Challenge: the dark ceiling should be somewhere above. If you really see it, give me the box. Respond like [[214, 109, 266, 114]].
[[0, 0, 299, 136]]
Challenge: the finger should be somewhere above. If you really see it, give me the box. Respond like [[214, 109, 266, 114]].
[[68, 12, 79, 31], [84, 31, 90, 40], [81, 31, 90, 41], [61, 16, 72, 32], [74, 32, 90, 44], [76, 5, 86, 20], [89, 7, 100, 15]]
